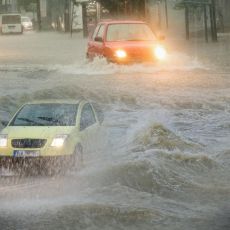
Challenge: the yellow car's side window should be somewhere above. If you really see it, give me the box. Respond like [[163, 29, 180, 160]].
[[80, 104, 96, 131]]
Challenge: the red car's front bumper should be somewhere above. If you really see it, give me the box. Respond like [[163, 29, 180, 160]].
[[104, 43, 165, 64]]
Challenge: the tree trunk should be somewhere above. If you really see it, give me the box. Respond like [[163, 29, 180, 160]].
[[36, 0, 41, 31]]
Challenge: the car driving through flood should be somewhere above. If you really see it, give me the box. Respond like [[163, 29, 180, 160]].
[[0, 99, 101, 174], [87, 20, 167, 63], [21, 16, 33, 31]]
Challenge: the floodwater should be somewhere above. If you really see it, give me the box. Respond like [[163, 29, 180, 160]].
[[0, 32, 230, 230]]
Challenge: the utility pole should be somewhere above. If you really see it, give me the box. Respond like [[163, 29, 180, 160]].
[[204, 5, 208, 42], [36, 0, 41, 31], [157, 0, 161, 29], [211, 0, 218, 42], [164, 0, 168, 28], [96, 1, 101, 23], [124, 0, 128, 15], [82, 2, 88, 37], [64, 0, 70, 32], [144, 0, 147, 19], [70, 1, 75, 37], [185, 4, 189, 40]]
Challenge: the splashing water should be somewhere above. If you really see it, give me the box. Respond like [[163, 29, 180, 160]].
[[0, 50, 229, 230]]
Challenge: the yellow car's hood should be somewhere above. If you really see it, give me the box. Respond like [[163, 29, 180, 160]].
[[2, 126, 76, 139]]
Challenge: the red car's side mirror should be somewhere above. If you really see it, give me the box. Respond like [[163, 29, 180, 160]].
[[95, 36, 103, 42]]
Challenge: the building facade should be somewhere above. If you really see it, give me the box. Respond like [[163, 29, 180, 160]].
[[217, 0, 230, 31], [0, 0, 17, 13]]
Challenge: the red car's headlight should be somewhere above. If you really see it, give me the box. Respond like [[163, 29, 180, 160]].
[[154, 45, 167, 60], [114, 50, 127, 59]]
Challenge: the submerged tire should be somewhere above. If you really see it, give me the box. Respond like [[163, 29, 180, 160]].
[[42, 157, 63, 176], [71, 144, 83, 171]]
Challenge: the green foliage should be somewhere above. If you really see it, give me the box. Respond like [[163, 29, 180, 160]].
[[17, 0, 37, 11], [174, 1, 185, 9], [174, 0, 211, 10], [98, 0, 144, 14], [98, 0, 122, 12]]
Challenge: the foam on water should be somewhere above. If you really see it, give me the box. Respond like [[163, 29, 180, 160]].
[[55, 52, 208, 75], [0, 51, 207, 76]]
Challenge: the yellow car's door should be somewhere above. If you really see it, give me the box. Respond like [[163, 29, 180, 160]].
[[78, 103, 100, 154]]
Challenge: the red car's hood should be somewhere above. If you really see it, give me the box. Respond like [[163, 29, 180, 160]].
[[105, 40, 160, 50]]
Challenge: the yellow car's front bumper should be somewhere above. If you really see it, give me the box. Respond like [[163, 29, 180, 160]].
[[0, 155, 77, 176], [0, 155, 73, 169], [0, 137, 77, 172], [0, 136, 76, 157], [0, 145, 72, 157]]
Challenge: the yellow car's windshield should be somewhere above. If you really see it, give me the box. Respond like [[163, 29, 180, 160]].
[[10, 104, 78, 126]]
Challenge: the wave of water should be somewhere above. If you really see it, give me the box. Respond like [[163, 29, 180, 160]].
[[0, 55, 229, 230], [0, 52, 208, 76], [56, 52, 208, 75], [133, 123, 201, 152]]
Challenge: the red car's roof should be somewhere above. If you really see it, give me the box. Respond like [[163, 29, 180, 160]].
[[98, 20, 146, 25]]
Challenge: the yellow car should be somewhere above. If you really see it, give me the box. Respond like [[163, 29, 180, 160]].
[[0, 99, 102, 174]]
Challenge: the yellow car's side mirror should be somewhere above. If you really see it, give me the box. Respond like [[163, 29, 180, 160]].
[[1, 120, 9, 127]]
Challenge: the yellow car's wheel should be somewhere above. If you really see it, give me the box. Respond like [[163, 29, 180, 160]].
[[42, 157, 63, 176], [72, 144, 83, 171]]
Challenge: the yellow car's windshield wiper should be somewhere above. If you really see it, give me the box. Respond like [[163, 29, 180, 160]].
[[37, 116, 58, 123], [17, 117, 44, 126]]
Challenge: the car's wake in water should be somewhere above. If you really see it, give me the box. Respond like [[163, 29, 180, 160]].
[[0, 51, 207, 76], [55, 52, 208, 76]]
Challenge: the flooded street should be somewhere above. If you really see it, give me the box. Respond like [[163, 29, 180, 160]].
[[0, 32, 230, 230]]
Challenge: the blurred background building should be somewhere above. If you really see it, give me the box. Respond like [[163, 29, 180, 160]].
[[0, 0, 17, 13], [0, 0, 229, 34]]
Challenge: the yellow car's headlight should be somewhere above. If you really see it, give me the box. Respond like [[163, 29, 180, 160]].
[[51, 135, 68, 148], [115, 49, 127, 59], [0, 135, 8, 147], [154, 45, 167, 60]]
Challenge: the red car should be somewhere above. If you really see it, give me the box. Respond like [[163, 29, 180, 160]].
[[86, 20, 167, 64]]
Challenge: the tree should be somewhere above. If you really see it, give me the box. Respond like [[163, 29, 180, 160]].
[[174, 0, 210, 9], [98, 0, 145, 16], [18, 0, 41, 30], [36, 0, 41, 30], [17, 0, 37, 11], [99, 0, 122, 13]]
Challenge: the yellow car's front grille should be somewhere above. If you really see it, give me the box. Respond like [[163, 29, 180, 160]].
[[11, 139, 47, 149]]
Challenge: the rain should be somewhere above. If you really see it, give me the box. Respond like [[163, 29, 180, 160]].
[[0, 0, 230, 229]]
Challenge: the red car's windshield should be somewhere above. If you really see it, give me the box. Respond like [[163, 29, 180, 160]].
[[106, 23, 156, 41]]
